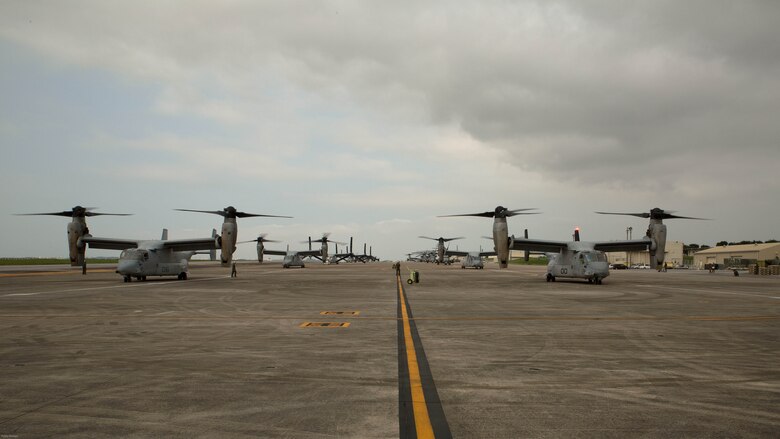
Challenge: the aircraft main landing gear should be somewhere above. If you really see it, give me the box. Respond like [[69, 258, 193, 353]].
[[546, 273, 555, 282], [177, 272, 187, 280], [589, 275, 602, 285], [123, 275, 131, 283]]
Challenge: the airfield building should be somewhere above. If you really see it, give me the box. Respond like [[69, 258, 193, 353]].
[[692, 243, 780, 269], [606, 241, 685, 267]]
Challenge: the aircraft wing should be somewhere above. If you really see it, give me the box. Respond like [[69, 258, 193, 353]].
[[296, 250, 322, 258], [592, 238, 653, 252], [79, 236, 139, 250], [479, 251, 497, 257], [444, 250, 469, 257], [161, 238, 219, 252], [262, 249, 288, 256], [511, 238, 569, 253]]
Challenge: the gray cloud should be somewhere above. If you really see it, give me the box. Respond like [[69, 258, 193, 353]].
[[2, 1, 778, 258]]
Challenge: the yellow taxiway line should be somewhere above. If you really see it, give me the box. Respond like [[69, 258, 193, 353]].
[[398, 275, 435, 439]]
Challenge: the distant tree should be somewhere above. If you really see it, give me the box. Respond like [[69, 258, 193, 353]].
[[688, 243, 700, 249], [701, 245, 711, 250], [716, 241, 728, 246], [767, 239, 778, 243]]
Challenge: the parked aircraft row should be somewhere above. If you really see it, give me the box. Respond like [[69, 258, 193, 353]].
[[16, 204, 704, 284], [434, 206, 706, 284], [15, 206, 380, 281]]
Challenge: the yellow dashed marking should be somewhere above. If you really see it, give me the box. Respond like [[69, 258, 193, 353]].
[[299, 322, 351, 328], [320, 311, 360, 316]]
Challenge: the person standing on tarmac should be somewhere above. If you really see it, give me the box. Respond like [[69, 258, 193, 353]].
[[393, 261, 401, 276], [231, 261, 237, 278]]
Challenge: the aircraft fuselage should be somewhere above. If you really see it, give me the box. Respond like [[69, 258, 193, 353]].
[[546, 248, 610, 284], [116, 246, 194, 281]]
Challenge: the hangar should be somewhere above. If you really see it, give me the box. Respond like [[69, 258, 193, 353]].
[[693, 243, 780, 268], [606, 241, 685, 268]]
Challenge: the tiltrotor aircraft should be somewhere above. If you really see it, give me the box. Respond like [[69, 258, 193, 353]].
[[446, 248, 497, 269], [238, 234, 280, 263], [261, 244, 322, 268], [439, 206, 539, 268], [79, 228, 221, 282], [328, 237, 356, 264], [302, 233, 345, 263], [175, 206, 291, 265], [510, 208, 706, 284], [353, 243, 379, 263], [418, 236, 464, 265], [16, 206, 131, 266]]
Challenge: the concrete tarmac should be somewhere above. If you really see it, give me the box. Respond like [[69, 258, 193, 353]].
[[1, 262, 778, 438]]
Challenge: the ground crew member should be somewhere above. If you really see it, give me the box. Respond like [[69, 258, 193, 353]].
[[231, 261, 237, 278], [395, 261, 401, 276]]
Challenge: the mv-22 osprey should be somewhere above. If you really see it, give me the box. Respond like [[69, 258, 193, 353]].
[[79, 229, 221, 282], [512, 208, 706, 284], [175, 206, 291, 265], [443, 206, 704, 283], [439, 206, 539, 268]]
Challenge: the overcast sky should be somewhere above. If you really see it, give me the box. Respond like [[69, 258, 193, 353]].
[[2, 1, 778, 260]]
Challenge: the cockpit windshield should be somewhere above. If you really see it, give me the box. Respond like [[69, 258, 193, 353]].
[[584, 252, 607, 263], [120, 249, 148, 261]]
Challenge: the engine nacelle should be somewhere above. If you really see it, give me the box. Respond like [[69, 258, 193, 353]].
[[220, 222, 237, 265], [646, 223, 667, 269], [68, 221, 89, 266], [257, 242, 264, 263], [494, 217, 510, 268]]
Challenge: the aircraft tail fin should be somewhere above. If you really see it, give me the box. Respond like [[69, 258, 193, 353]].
[[210, 229, 217, 261], [524, 229, 530, 261]]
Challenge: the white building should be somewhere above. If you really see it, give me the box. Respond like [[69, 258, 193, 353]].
[[606, 241, 685, 267], [693, 243, 780, 268]]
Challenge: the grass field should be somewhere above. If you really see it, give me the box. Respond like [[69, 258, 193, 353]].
[[509, 256, 549, 265], [0, 258, 118, 266]]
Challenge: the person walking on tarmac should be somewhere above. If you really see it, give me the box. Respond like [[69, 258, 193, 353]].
[[231, 261, 237, 278], [393, 261, 401, 276]]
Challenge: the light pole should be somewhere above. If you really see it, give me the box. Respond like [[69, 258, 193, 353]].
[[627, 227, 633, 266]]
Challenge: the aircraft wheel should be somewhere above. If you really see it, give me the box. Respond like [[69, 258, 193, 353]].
[[407, 278, 413, 284], [124, 275, 131, 283], [546, 273, 553, 282]]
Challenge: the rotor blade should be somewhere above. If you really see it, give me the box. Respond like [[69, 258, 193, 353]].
[[418, 236, 439, 240], [663, 214, 710, 220], [174, 209, 227, 217], [85, 212, 132, 217], [442, 237, 465, 242], [437, 212, 495, 218], [15, 211, 74, 217], [505, 211, 541, 217], [594, 211, 650, 218], [235, 212, 293, 218]]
